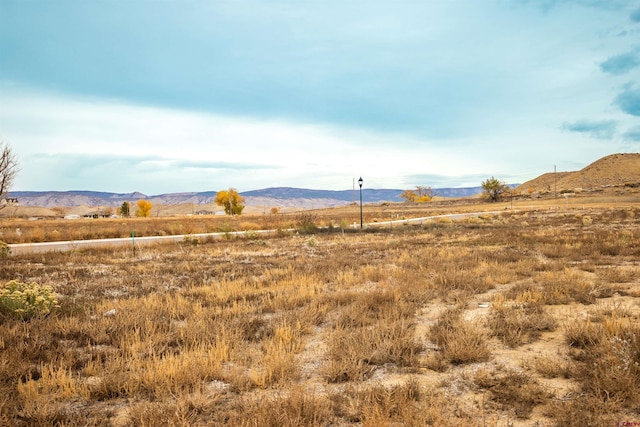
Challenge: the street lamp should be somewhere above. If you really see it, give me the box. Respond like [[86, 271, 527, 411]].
[[358, 177, 363, 229]]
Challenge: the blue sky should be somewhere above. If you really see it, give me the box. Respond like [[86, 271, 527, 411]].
[[1, 0, 640, 194]]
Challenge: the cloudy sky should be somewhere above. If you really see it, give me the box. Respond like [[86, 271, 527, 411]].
[[1, 0, 640, 194]]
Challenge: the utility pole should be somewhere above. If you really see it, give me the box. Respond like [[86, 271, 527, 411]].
[[358, 177, 363, 229], [554, 165, 557, 199]]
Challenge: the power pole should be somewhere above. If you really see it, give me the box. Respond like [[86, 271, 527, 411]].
[[554, 165, 557, 199]]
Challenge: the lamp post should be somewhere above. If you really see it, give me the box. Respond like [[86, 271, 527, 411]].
[[358, 177, 363, 229]]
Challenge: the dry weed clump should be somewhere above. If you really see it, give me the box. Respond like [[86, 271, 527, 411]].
[[332, 379, 457, 426], [589, 300, 634, 321], [565, 317, 640, 406], [428, 307, 491, 366], [533, 268, 602, 305], [16, 363, 90, 423], [230, 386, 334, 426], [546, 313, 640, 427], [523, 354, 571, 379], [488, 293, 556, 347], [597, 265, 638, 284], [249, 320, 305, 388], [472, 365, 551, 419], [543, 397, 621, 427], [323, 295, 421, 382], [432, 263, 494, 297]]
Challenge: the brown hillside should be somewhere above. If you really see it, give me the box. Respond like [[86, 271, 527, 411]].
[[516, 171, 573, 194], [0, 206, 60, 218], [516, 153, 640, 194]]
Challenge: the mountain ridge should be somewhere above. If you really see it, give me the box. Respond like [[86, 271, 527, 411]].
[[8, 186, 484, 208]]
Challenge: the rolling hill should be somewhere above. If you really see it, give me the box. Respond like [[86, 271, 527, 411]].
[[515, 153, 640, 195]]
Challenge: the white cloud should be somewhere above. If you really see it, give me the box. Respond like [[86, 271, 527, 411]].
[[0, 87, 559, 193], [0, 87, 407, 192]]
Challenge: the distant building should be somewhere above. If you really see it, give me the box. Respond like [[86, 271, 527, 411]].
[[1, 197, 19, 206], [196, 209, 217, 215], [83, 210, 112, 218]]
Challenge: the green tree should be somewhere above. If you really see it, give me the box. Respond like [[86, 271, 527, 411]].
[[481, 177, 510, 202], [119, 201, 130, 217], [136, 199, 153, 217], [215, 188, 245, 215]]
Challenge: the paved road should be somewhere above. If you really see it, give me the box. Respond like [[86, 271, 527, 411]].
[[7, 211, 505, 256], [7, 229, 277, 256]]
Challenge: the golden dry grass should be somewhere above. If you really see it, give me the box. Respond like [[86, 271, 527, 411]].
[[1, 201, 640, 426]]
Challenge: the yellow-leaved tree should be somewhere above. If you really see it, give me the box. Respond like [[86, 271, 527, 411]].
[[136, 199, 153, 217], [400, 186, 433, 203], [215, 188, 245, 215]]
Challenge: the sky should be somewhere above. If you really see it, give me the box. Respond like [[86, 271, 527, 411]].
[[1, 0, 640, 195]]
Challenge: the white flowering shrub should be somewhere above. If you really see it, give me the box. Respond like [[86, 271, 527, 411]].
[[0, 280, 59, 320]]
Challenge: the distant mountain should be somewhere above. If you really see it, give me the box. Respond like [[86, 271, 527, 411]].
[[8, 191, 150, 208], [242, 187, 404, 203], [9, 186, 484, 208], [432, 187, 484, 198]]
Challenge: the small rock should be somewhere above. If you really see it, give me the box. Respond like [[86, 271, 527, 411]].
[[207, 379, 230, 392], [104, 309, 117, 317]]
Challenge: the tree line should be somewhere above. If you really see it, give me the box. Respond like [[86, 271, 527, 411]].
[[401, 177, 511, 203]]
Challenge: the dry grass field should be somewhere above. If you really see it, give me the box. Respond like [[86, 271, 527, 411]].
[[1, 198, 640, 426], [0, 200, 503, 245]]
